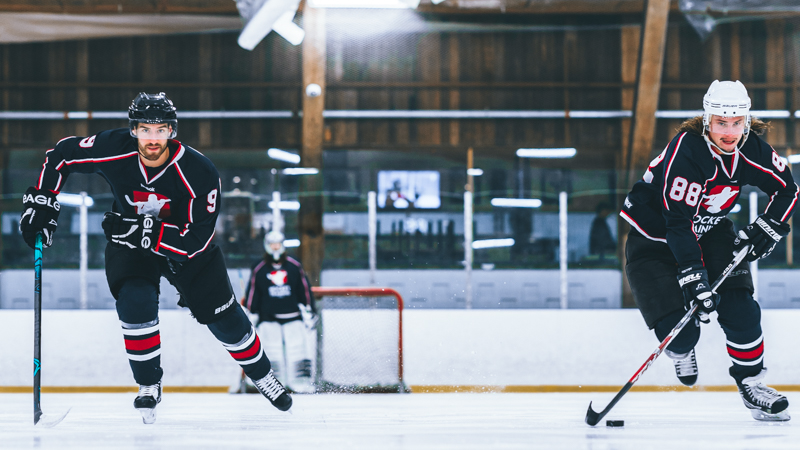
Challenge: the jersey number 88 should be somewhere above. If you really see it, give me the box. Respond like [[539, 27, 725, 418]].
[[669, 177, 702, 207]]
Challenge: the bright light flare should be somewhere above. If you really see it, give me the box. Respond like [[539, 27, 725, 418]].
[[472, 238, 515, 249], [268, 148, 301, 164], [490, 198, 542, 208], [57, 192, 94, 207], [282, 168, 319, 175], [268, 200, 301, 211], [516, 148, 577, 158]]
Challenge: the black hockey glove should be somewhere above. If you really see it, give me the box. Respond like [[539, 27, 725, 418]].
[[102, 212, 161, 252], [677, 265, 720, 324], [19, 186, 61, 249], [733, 214, 790, 262]]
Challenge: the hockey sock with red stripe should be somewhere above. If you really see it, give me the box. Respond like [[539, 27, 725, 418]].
[[121, 319, 163, 386], [716, 289, 764, 381], [207, 306, 271, 380]]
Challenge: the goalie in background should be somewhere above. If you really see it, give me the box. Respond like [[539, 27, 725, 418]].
[[243, 230, 318, 393]]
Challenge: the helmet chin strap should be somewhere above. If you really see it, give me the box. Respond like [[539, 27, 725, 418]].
[[702, 128, 744, 156]]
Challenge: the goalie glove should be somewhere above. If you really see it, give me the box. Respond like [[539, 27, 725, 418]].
[[19, 187, 61, 249], [298, 303, 318, 330], [101, 212, 161, 252], [733, 214, 790, 262]]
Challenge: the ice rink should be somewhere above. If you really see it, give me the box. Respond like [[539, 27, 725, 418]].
[[1, 391, 798, 450]]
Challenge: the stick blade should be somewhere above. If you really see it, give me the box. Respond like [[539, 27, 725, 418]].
[[35, 408, 70, 428], [585, 402, 602, 426]]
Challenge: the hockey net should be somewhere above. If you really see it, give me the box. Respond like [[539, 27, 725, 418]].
[[311, 287, 406, 393]]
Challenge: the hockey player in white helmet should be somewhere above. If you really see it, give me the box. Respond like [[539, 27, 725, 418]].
[[243, 230, 317, 393], [620, 80, 798, 421]]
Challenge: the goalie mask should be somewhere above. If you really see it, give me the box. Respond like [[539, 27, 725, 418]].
[[264, 230, 285, 261], [702, 80, 751, 155], [129, 92, 178, 139]]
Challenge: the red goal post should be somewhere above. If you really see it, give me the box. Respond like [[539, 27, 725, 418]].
[[311, 287, 406, 393]]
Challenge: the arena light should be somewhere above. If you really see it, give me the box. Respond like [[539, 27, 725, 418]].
[[472, 238, 515, 249], [236, 0, 303, 50], [268, 148, 301, 164], [516, 148, 577, 158], [268, 200, 301, 210], [490, 198, 542, 208], [57, 192, 94, 207], [467, 168, 484, 176], [309, 0, 421, 8], [787, 154, 800, 164], [284, 238, 301, 248], [282, 168, 319, 175]]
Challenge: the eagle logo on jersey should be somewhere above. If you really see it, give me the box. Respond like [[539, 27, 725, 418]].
[[700, 186, 739, 214], [125, 191, 172, 218], [267, 270, 288, 286]]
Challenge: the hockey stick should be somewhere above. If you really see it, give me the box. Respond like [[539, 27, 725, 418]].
[[33, 233, 70, 427], [585, 244, 751, 426]]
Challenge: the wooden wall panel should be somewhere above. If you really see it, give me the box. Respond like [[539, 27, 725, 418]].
[[766, 19, 787, 147], [416, 33, 442, 146]]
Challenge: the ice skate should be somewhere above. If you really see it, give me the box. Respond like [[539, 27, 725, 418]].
[[736, 369, 790, 422], [134, 381, 162, 424], [253, 369, 293, 411], [665, 348, 698, 387], [290, 359, 316, 394]]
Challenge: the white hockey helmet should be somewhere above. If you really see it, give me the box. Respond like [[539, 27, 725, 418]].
[[264, 230, 285, 260], [702, 80, 752, 152]]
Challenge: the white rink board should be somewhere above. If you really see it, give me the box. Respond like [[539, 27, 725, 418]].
[[1, 309, 800, 387]]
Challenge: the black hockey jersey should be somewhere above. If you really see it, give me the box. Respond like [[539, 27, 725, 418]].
[[36, 128, 221, 261], [243, 256, 315, 323], [621, 130, 798, 269]]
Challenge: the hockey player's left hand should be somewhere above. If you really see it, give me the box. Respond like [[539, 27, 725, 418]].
[[102, 212, 161, 252], [298, 303, 318, 330], [677, 266, 720, 323], [734, 214, 790, 262]]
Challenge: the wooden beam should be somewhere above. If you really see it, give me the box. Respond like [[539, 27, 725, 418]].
[[766, 19, 787, 147], [0, 1, 238, 14], [300, 6, 326, 287], [626, 0, 670, 187]]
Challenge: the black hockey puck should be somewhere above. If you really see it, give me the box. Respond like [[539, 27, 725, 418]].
[[606, 420, 624, 427]]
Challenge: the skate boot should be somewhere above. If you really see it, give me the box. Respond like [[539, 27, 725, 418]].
[[735, 369, 790, 421], [134, 381, 162, 424], [290, 359, 316, 394], [253, 369, 293, 411], [665, 348, 698, 387]]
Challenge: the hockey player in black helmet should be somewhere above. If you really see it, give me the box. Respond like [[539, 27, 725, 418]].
[[19, 92, 292, 424], [621, 80, 797, 421], [243, 230, 317, 393]]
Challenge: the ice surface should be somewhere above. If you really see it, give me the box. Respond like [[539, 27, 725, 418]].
[[1, 391, 798, 449]]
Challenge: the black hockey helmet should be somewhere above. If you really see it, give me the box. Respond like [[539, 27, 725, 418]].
[[128, 92, 178, 139]]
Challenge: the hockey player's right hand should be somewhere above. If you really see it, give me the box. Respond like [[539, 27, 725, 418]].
[[19, 186, 61, 250], [677, 266, 720, 323], [102, 212, 161, 252]]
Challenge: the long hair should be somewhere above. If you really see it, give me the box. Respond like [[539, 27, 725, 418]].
[[677, 116, 770, 135]]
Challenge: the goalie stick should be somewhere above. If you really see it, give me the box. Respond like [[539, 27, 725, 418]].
[[33, 233, 70, 427], [585, 244, 751, 426]]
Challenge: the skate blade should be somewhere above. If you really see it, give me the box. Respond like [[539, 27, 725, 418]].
[[137, 408, 157, 424], [751, 409, 791, 422], [36, 408, 71, 428]]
